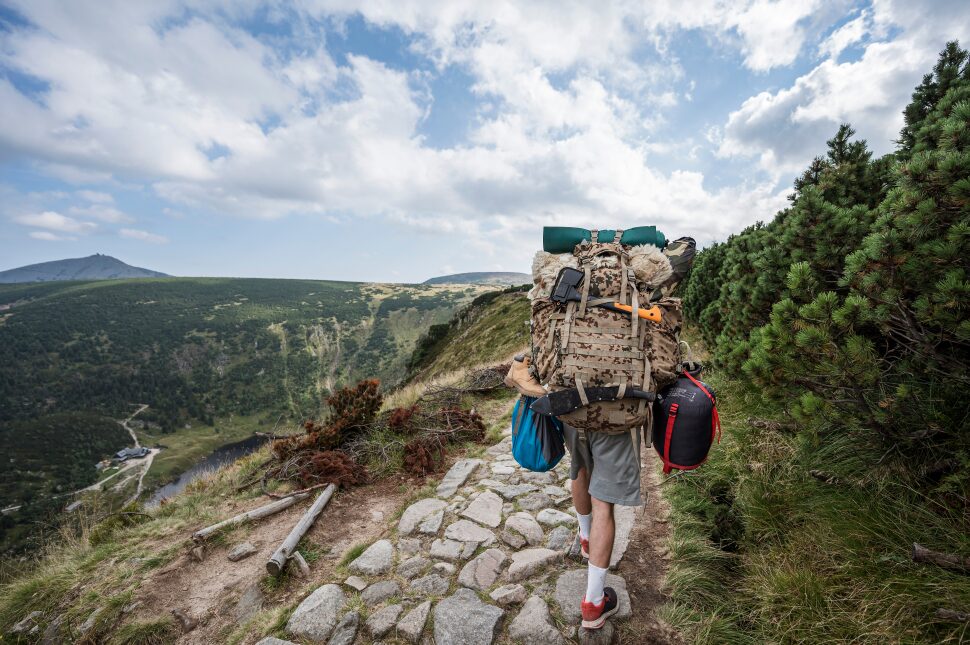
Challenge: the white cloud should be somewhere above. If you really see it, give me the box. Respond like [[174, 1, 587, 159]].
[[15, 211, 97, 234], [68, 204, 132, 223], [120, 228, 168, 244], [29, 230, 74, 241], [0, 0, 955, 267], [818, 10, 871, 60], [77, 190, 114, 203], [719, 0, 970, 175]]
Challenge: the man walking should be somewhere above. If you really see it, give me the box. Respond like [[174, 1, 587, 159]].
[[562, 422, 641, 629]]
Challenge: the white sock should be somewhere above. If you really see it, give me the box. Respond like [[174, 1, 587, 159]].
[[585, 563, 607, 605], [576, 511, 592, 539]]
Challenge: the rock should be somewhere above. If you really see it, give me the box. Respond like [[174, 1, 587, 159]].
[[235, 582, 263, 624], [489, 583, 528, 606], [433, 588, 504, 645], [509, 596, 566, 645], [432, 561, 456, 576], [543, 484, 568, 497], [506, 548, 561, 582], [418, 509, 445, 534], [40, 614, 65, 645], [536, 508, 575, 527], [327, 611, 359, 645], [366, 604, 403, 638], [430, 538, 463, 562], [361, 580, 400, 605], [190, 545, 205, 562], [554, 569, 631, 624], [445, 519, 496, 546], [399, 498, 448, 535], [255, 638, 298, 645], [486, 441, 511, 456], [490, 464, 515, 475], [409, 573, 450, 596], [397, 555, 431, 580], [579, 621, 615, 644], [291, 551, 311, 578], [479, 480, 538, 500], [171, 608, 198, 632], [609, 505, 636, 568], [546, 525, 574, 552], [78, 608, 102, 635], [227, 541, 258, 562], [504, 512, 545, 546], [398, 537, 423, 555], [286, 584, 345, 641], [347, 539, 394, 576], [343, 575, 368, 591], [437, 459, 483, 497], [501, 529, 526, 549], [518, 492, 554, 512], [521, 471, 558, 484], [457, 548, 508, 591], [460, 490, 503, 528], [11, 611, 42, 634], [461, 542, 479, 559], [396, 600, 431, 643]]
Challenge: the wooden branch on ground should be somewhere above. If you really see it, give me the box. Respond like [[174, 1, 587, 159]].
[[935, 608, 970, 622], [266, 484, 336, 576], [912, 543, 970, 575], [192, 492, 310, 542], [291, 551, 311, 578]]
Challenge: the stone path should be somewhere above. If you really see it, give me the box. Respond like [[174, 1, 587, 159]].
[[270, 427, 638, 645]]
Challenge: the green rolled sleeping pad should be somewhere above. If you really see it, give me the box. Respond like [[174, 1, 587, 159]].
[[543, 226, 666, 253]]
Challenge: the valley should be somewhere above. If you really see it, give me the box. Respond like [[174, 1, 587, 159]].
[[0, 277, 501, 556]]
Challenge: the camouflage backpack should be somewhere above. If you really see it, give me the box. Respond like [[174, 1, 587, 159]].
[[531, 229, 685, 434]]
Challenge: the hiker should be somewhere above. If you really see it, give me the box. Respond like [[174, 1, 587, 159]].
[[514, 228, 697, 630], [563, 421, 637, 628]]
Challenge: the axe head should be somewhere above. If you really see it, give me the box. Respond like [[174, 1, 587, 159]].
[[551, 267, 584, 304]]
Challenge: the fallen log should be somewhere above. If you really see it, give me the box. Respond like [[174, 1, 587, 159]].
[[192, 492, 309, 542], [912, 543, 970, 575], [935, 608, 970, 622], [266, 484, 336, 576]]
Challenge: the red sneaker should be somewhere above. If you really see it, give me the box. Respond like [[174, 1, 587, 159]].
[[581, 587, 619, 629], [579, 535, 590, 559]]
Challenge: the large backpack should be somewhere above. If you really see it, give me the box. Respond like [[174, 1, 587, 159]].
[[530, 229, 684, 434]]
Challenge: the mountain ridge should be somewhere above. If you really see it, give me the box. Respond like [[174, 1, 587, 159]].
[[422, 271, 529, 285], [0, 254, 169, 283]]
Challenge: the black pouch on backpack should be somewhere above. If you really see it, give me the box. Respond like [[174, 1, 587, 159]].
[[652, 364, 721, 473]]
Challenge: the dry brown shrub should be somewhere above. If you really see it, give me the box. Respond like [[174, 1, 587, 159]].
[[403, 436, 446, 475], [296, 450, 368, 488]]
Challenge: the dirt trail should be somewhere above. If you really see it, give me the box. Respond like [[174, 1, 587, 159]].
[[121, 403, 149, 448], [135, 480, 409, 644], [616, 447, 684, 644]]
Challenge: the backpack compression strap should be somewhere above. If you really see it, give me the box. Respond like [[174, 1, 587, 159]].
[[661, 402, 679, 474], [682, 370, 722, 444]]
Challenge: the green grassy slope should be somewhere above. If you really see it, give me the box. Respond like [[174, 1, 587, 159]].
[[406, 287, 531, 380]]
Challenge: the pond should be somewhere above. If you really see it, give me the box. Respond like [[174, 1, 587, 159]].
[[147, 434, 270, 507]]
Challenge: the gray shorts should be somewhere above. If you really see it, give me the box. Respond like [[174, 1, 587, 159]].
[[563, 422, 642, 506]]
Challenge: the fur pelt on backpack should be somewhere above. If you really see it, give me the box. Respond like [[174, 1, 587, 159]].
[[528, 244, 673, 300]]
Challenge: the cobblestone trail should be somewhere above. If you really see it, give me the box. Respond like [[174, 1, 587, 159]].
[[267, 425, 640, 645]]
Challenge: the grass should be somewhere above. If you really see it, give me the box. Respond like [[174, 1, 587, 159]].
[[659, 362, 970, 644], [109, 617, 178, 644], [339, 542, 369, 568]]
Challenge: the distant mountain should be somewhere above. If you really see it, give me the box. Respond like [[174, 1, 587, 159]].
[[0, 254, 169, 283], [423, 271, 530, 286]]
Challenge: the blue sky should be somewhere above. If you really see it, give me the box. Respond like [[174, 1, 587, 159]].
[[0, 0, 967, 282]]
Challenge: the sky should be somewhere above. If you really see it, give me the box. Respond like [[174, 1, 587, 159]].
[[0, 1, 967, 282]]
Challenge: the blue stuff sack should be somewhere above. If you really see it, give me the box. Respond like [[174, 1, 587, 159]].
[[511, 395, 565, 472]]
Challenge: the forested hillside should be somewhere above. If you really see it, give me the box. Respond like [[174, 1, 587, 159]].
[[0, 277, 491, 555], [667, 42, 970, 643]]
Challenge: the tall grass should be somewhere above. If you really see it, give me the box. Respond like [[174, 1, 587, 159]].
[[660, 367, 970, 644]]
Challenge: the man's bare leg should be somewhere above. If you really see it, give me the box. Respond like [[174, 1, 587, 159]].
[[589, 496, 614, 569], [572, 466, 592, 515]]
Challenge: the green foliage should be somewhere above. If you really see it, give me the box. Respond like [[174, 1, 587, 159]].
[[673, 43, 970, 644]]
